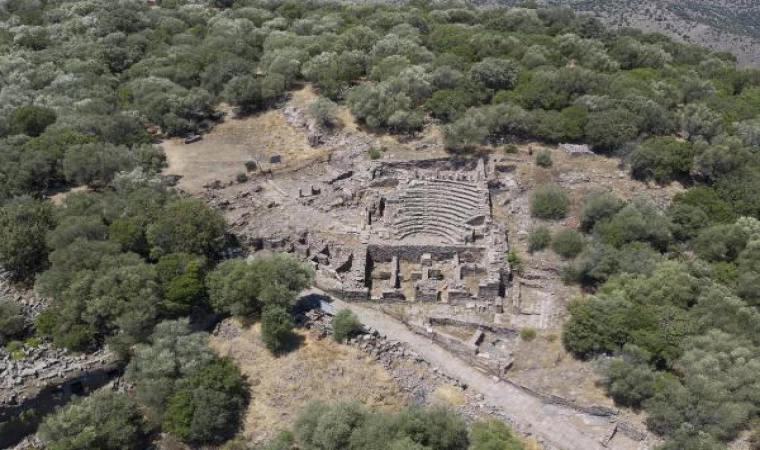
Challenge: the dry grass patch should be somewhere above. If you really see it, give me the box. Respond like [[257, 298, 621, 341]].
[[508, 333, 613, 408], [209, 320, 407, 444], [162, 106, 325, 194], [430, 384, 467, 407]]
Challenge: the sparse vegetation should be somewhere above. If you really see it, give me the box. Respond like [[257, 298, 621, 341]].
[[332, 310, 363, 342], [5, 340, 24, 360], [528, 226, 552, 252], [368, 147, 384, 160], [551, 229, 585, 258], [236, 172, 249, 183], [535, 149, 553, 168], [0, 300, 25, 345], [507, 251, 524, 275], [520, 328, 537, 342], [530, 185, 569, 220], [308, 97, 341, 129]]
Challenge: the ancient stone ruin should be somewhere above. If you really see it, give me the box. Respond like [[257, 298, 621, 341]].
[[309, 158, 511, 308]]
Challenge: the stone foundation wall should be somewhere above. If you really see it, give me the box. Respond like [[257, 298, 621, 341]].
[[367, 243, 484, 264]]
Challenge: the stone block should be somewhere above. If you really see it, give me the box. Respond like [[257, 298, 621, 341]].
[[420, 253, 432, 266]]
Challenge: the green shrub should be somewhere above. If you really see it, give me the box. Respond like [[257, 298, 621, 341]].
[[530, 184, 569, 220], [39, 390, 149, 450], [528, 226, 551, 252], [630, 137, 694, 183], [507, 251, 523, 275], [308, 97, 340, 128], [470, 420, 525, 450], [332, 310, 362, 342], [163, 271, 207, 317], [580, 191, 625, 232], [504, 144, 518, 154], [236, 172, 248, 183], [25, 337, 40, 348], [520, 328, 537, 342], [0, 300, 25, 345], [245, 160, 257, 172], [593, 200, 673, 251], [55, 324, 96, 352], [35, 309, 57, 338], [535, 148, 552, 167], [261, 305, 294, 353], [693, 223, 748, 262], [10, 105, 57, 137], [368, 147, 384, 160], [162, 357, 247, 444], [551, 229, 585, 258], [5, 340, 24, 360]]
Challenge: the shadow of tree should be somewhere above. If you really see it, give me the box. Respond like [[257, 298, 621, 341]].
[[272, 331, 305, 357]]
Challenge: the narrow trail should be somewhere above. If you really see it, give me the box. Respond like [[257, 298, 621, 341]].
[[329, 297, 619, 450]]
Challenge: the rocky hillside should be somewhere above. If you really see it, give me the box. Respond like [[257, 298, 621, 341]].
[[559, 0, 760, 66], [482, 0, 760, 66]]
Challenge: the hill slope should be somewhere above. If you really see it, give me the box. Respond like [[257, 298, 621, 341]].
[[552, 0, 760, 66]]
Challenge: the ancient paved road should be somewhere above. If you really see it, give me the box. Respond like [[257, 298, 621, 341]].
[[329, 297, 616, 450]]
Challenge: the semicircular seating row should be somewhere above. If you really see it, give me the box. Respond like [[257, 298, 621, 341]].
[[392, 180, 485, 243]]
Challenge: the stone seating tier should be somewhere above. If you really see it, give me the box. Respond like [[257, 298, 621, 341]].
[[396, 228, 461, 243], [398, 194, 483, 215], [393, 214, 474, 231], [404, 185, 483, 202], [399, 194, 482, 212], [395, 205, 475, 222], [424, 178, 482, 193], [395, 222, 466, 242]]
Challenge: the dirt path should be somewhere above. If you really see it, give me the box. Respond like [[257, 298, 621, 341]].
[[328, 297, 623, 450]]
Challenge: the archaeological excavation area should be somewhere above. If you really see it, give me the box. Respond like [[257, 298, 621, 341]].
[[237, 157, 513, 312]]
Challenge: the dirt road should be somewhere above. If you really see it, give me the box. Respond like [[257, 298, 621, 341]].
[[329, 297, 633, 450]]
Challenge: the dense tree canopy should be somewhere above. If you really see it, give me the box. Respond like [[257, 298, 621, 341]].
[[2, 1, 760, 449], [206, 254, 314, 317], [126, 319, 247, 445], [39, 390, 150, 450], [563, 189, 760, 447]]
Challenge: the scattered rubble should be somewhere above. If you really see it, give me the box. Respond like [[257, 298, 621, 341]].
[[559, 143, 594, 156], [0, 344, 114, 406], [303, 309, 504, 423]]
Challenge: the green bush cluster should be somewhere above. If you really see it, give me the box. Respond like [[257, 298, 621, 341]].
[[530, 184, 569, 220], [519, 328, 537, 342], [261, 305, 295, 353], [562, 189, 760, 447], [332, 310, 363, 342], [551, 229, 585, 258], [535, 148, 552, 167], [528, 226, 551, 252], [290, 401, 524, 450]]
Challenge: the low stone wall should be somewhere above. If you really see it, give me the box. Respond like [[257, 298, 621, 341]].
[[367, 243, 484, 264], [402, 319, 627, 423], [428, 316, 518, 337], [405, 322, 503, 378]]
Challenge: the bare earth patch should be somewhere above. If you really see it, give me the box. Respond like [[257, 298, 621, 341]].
[[162, 104, 322, 194], [209, 320, 407, 444]]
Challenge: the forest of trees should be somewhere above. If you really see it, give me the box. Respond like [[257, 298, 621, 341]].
[[2, 0, 760, 448]]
